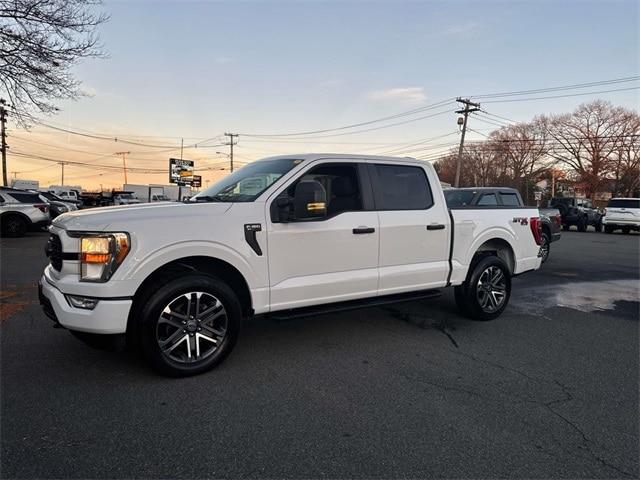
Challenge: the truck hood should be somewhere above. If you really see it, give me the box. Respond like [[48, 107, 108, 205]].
[[53, 202, 233, 232]]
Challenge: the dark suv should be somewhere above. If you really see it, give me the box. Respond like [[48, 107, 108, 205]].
[[549, 197, 602, 232]]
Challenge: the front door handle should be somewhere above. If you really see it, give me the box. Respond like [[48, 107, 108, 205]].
[[353, 227, 375, 234], [427, 224, 445, 230]]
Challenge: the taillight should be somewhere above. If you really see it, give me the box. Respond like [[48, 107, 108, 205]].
[[34, 203, 49, 213], [554, 213, 561, 226], [530, 217, 542, 245]]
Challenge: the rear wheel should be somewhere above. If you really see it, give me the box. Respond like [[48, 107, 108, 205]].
[[0, 215, 28, 237], [138, 274, 241, 377], [539, 232, 551, 263], [454, 256, 511, 321]]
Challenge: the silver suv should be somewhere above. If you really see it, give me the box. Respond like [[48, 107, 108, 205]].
[[0, 188, 50, 237]]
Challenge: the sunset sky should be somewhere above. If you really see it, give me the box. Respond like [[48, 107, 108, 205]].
[[6, 0, 639, 190]]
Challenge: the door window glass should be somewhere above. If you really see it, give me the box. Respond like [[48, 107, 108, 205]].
[[373, 164, 433, 210], [477, 193, 498, 206]]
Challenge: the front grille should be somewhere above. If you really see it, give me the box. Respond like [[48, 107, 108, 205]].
[[47, 234, 63, 271]]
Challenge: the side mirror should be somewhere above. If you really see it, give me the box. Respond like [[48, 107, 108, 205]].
[[293, 180, 327, 219]]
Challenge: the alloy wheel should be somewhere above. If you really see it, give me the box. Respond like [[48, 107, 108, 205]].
[[476, 266, 507, 313], [156, 292, 228, 364]]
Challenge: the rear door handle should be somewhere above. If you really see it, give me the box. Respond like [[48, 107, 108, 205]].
[[426, 224, 445, 230], [353, 227, 375, 234]]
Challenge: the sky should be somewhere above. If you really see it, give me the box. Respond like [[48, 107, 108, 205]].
[[7, 0, 639, 189]]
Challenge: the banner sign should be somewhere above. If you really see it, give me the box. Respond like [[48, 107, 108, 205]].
[[169, 158, 194, 185], [191, 175, 202, 188]]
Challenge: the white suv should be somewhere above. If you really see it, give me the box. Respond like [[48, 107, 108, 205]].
[[0, 188, 50, 237], [602, 198, 640, 234]]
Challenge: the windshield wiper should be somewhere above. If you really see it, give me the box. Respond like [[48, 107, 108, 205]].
[[191, 194, 233, 203]]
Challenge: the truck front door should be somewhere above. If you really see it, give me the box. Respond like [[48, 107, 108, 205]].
[[266, 161, 379, 311]]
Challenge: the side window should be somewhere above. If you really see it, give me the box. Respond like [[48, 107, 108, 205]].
[[7, 193, 42, 203], [284, 163, 363, 217], [373, 164, 433, 210], [500, 192, 521, 206], [477, 193, 498, 206]]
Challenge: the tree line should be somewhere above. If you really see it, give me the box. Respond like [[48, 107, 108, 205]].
[[434, 100, 639, 203]]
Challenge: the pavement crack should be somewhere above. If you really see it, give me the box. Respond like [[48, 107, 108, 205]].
[[382, 306, 459, 348]]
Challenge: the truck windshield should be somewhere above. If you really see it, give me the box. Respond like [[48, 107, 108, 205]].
[[192, 158, 301, 202]]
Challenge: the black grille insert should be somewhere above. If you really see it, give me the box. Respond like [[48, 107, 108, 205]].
[[47, 234, 63, 271]]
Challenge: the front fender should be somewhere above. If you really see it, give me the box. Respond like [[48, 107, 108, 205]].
[[126, 240, 263, 290]]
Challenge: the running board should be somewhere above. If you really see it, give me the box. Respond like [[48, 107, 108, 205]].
[[268, 289, 442, 320]]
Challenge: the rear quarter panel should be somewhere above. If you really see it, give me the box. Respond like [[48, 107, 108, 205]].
[[449, 207, 541, 285]]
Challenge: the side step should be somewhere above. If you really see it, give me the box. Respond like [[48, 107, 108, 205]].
[[268, 289, 442, 321]]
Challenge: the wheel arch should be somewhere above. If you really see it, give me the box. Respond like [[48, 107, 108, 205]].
[[470, 237, 516, 275]]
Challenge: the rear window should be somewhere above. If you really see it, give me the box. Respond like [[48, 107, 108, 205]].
[[500, 192, 522, 206], [608, 199, 640, 209], [477, 193, 498, 206], [6, 192, 42, 203], [373, 164, 433, 210], [444, 190, 475, 207]]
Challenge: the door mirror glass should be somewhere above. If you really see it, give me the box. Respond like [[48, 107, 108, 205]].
[[294, 180, 327, 219]]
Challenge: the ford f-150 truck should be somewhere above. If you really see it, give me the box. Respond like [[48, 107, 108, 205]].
[[39, 154, 543, 376]]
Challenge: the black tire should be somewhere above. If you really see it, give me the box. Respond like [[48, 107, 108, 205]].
[[622, 227, 631, 234], [577, 216, 587, 232], [138, 274, 241, 377], [539, 232, 551, 263], [69, 331, 126, 351], [562, 223, 571, 231], [454, 256, 512, 321], [595, 220, 603, 233], [604, 225, 614, 234], [0, 214, 28, 237]]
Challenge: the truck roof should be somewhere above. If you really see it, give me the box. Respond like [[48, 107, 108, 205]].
[[257, 153, 422, 164]]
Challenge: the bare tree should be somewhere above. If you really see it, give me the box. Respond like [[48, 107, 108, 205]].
[[0, 0, 108, 120], [545, 100, 634, 198], [610, 111, 640, 197]]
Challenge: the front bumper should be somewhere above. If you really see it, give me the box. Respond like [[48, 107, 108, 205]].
[[38, 276, 131, 334]]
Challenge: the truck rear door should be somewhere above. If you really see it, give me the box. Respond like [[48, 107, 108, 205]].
[[369, 162, 450, 294]]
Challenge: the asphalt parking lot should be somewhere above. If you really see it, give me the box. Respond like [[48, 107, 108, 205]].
[[1, 230, 638, 479]]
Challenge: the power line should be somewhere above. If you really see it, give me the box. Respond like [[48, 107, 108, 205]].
[[481, 86, 639, 104], [470, 76, 639, 99], [238, 98, 456, 137]]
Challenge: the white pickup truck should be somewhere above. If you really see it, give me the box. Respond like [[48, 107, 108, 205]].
[[39, 154, 543, 376]]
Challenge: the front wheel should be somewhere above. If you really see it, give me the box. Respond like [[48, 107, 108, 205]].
[[577, 217, 587, 232], [454, 256, 512, 321], [138, 274, 242, 377]]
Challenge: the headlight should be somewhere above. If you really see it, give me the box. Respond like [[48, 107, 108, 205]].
[[79, 233, 130, 282]]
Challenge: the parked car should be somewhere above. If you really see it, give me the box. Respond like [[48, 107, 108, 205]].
[[40, 154, 543, 376], [602, 198, 640, 234], [33, 191, 78, 219], [0, 188, 50, 237], [549, 196, 602, 232], [444, 187, 560, 263]]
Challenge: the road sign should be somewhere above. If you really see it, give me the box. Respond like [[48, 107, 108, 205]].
[[534, 191, 542, 201], [169, 158, 194, 185]]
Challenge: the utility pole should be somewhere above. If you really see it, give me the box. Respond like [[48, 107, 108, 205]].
[[224, 133, 238, 172], [1, 99, 8, 187], [58, 162, 65, 184], [180, 138, 184, 160], [115, 151, 131, 185], [454, 97, 480, 188]]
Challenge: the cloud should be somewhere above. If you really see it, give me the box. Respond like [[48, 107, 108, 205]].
[[214, 56, 233, 64], [444, 22, 479, 37], [367, 87, 427, 104]]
